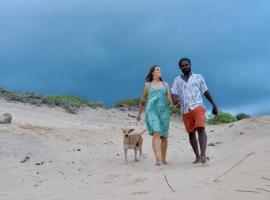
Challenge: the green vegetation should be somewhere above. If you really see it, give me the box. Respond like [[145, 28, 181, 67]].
[[47, 95, 89, 105], [207, 111, 237, 124], [235, 112, 250, 120], [0, 87, 253, 119], [114, 97, 181, 116], [207, 110, 250, 124], [115, 98, 141, 110], [46, 95, 106, 114], [169, 104, 180, 115], [0, 87, 106, 114]]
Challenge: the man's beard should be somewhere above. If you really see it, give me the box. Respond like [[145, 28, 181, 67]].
[[181, 67, 191, 75]]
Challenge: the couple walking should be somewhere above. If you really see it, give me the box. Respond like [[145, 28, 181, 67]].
[[136, 57, 218, 166]]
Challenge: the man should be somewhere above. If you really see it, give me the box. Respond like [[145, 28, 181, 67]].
[[171, 57, 218, 164]]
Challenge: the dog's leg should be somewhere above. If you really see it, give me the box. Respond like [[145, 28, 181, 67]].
[[134, 149, 138, 161], [124, 148, 128, 164], [141, 149, 146, 159], [139, 147, 142, 160]]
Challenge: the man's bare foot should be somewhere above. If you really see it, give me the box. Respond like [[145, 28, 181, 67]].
[[201, 156, 209, 164], [192, 157, 201, 164]]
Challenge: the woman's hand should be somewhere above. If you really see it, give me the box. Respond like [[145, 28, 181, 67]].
[[136, 112, 141, 121]]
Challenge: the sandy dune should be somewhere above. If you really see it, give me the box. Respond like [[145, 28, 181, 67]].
[[0, 100, 270, 200]]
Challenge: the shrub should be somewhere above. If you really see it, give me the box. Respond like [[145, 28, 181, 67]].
[[115, 98, 141, 108], [207, 111, 237, 124], [0, 87, 106, 114], [47, 95, 88, 105], [235, 113, 250, 120], [62, 104, 78, 114], [87, 101, 107, 109], [46, 95, 107, 112]]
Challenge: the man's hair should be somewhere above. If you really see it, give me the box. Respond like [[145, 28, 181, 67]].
[[178, 57, 191, 68]]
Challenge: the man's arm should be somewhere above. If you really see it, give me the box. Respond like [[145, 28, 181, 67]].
[[203, 90, 218, 115], [199, 75, 218, 115]]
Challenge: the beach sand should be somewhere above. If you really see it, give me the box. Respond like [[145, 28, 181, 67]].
[[0, 99, 270, 200]]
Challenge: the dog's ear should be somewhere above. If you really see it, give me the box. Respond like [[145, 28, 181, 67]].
[[128, 129, 135, 133], [121, 128, 127, 134]]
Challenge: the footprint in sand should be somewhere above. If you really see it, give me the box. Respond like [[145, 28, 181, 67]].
[[131, 177, 148, 185], [130, 191, 150, 195], [103, 173, 120, 184]]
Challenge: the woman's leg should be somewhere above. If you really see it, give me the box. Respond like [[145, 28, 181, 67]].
[[152, 132, 162, 165], [161, 137, 168, 164]]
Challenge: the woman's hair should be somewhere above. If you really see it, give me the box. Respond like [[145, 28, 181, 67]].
[[145, 65, 163, 82]]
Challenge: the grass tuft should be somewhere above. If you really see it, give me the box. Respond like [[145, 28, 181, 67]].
[[207, 111, 237, 124], [0, 87, 106, 114]]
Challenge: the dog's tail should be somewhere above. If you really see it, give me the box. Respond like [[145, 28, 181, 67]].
[[139, 129, 147, 135]]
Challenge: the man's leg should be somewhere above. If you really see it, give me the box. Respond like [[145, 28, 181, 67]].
[[197, 127, 208, 163], [193, 106, 208, 163], [189, 132, 200, 163], [183, 110, 200, 163]]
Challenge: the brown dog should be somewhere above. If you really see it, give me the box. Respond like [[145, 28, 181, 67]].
[[121, 128, 146, 164]]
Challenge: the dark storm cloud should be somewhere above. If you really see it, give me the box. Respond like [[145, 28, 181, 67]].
[[0, 0, 269, 114]]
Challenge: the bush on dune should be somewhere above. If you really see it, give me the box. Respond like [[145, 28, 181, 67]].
[[0, 88, 106, 114], [47, 95, 106, 113], [115, 98, 141, 109], [115, 97, 181, 116], [207, 110, 251, 125], [47, 95, 89, 105], [235, 112, 250, 120], [207, 111, 237, 124]]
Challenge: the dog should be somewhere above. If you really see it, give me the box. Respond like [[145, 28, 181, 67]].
[[121, 128, 146, 164]]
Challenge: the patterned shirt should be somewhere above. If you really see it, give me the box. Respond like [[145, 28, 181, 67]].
[[171, 73, 208, 115]]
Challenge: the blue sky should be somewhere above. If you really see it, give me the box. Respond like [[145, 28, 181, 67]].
[[0, 0, 270, 114]]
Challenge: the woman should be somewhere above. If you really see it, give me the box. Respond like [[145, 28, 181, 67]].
[[136, 65, 173, 166]]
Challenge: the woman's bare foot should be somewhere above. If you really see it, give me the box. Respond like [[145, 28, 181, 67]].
[[192, 157, 201, 164], [155, 159, 162, 166], [162, 160, 168, 164]]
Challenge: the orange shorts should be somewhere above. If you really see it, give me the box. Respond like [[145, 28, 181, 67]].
[[182, 105, 206, 133]]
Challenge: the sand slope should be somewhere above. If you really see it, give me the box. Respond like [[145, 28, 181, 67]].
[[0, 100, 270, 200]]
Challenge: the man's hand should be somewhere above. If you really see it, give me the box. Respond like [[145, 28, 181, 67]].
[[212, 105, 218, 115], [204, 91, 218, 115]]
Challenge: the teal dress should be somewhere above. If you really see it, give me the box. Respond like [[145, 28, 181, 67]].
[[145, 82, 171, 137]]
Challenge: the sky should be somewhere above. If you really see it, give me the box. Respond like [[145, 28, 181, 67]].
[[0, 0, 270, 115]]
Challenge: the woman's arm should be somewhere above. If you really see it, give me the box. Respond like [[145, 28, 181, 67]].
[[136, 83, 148, 121], [165, 82, 174, 105]]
